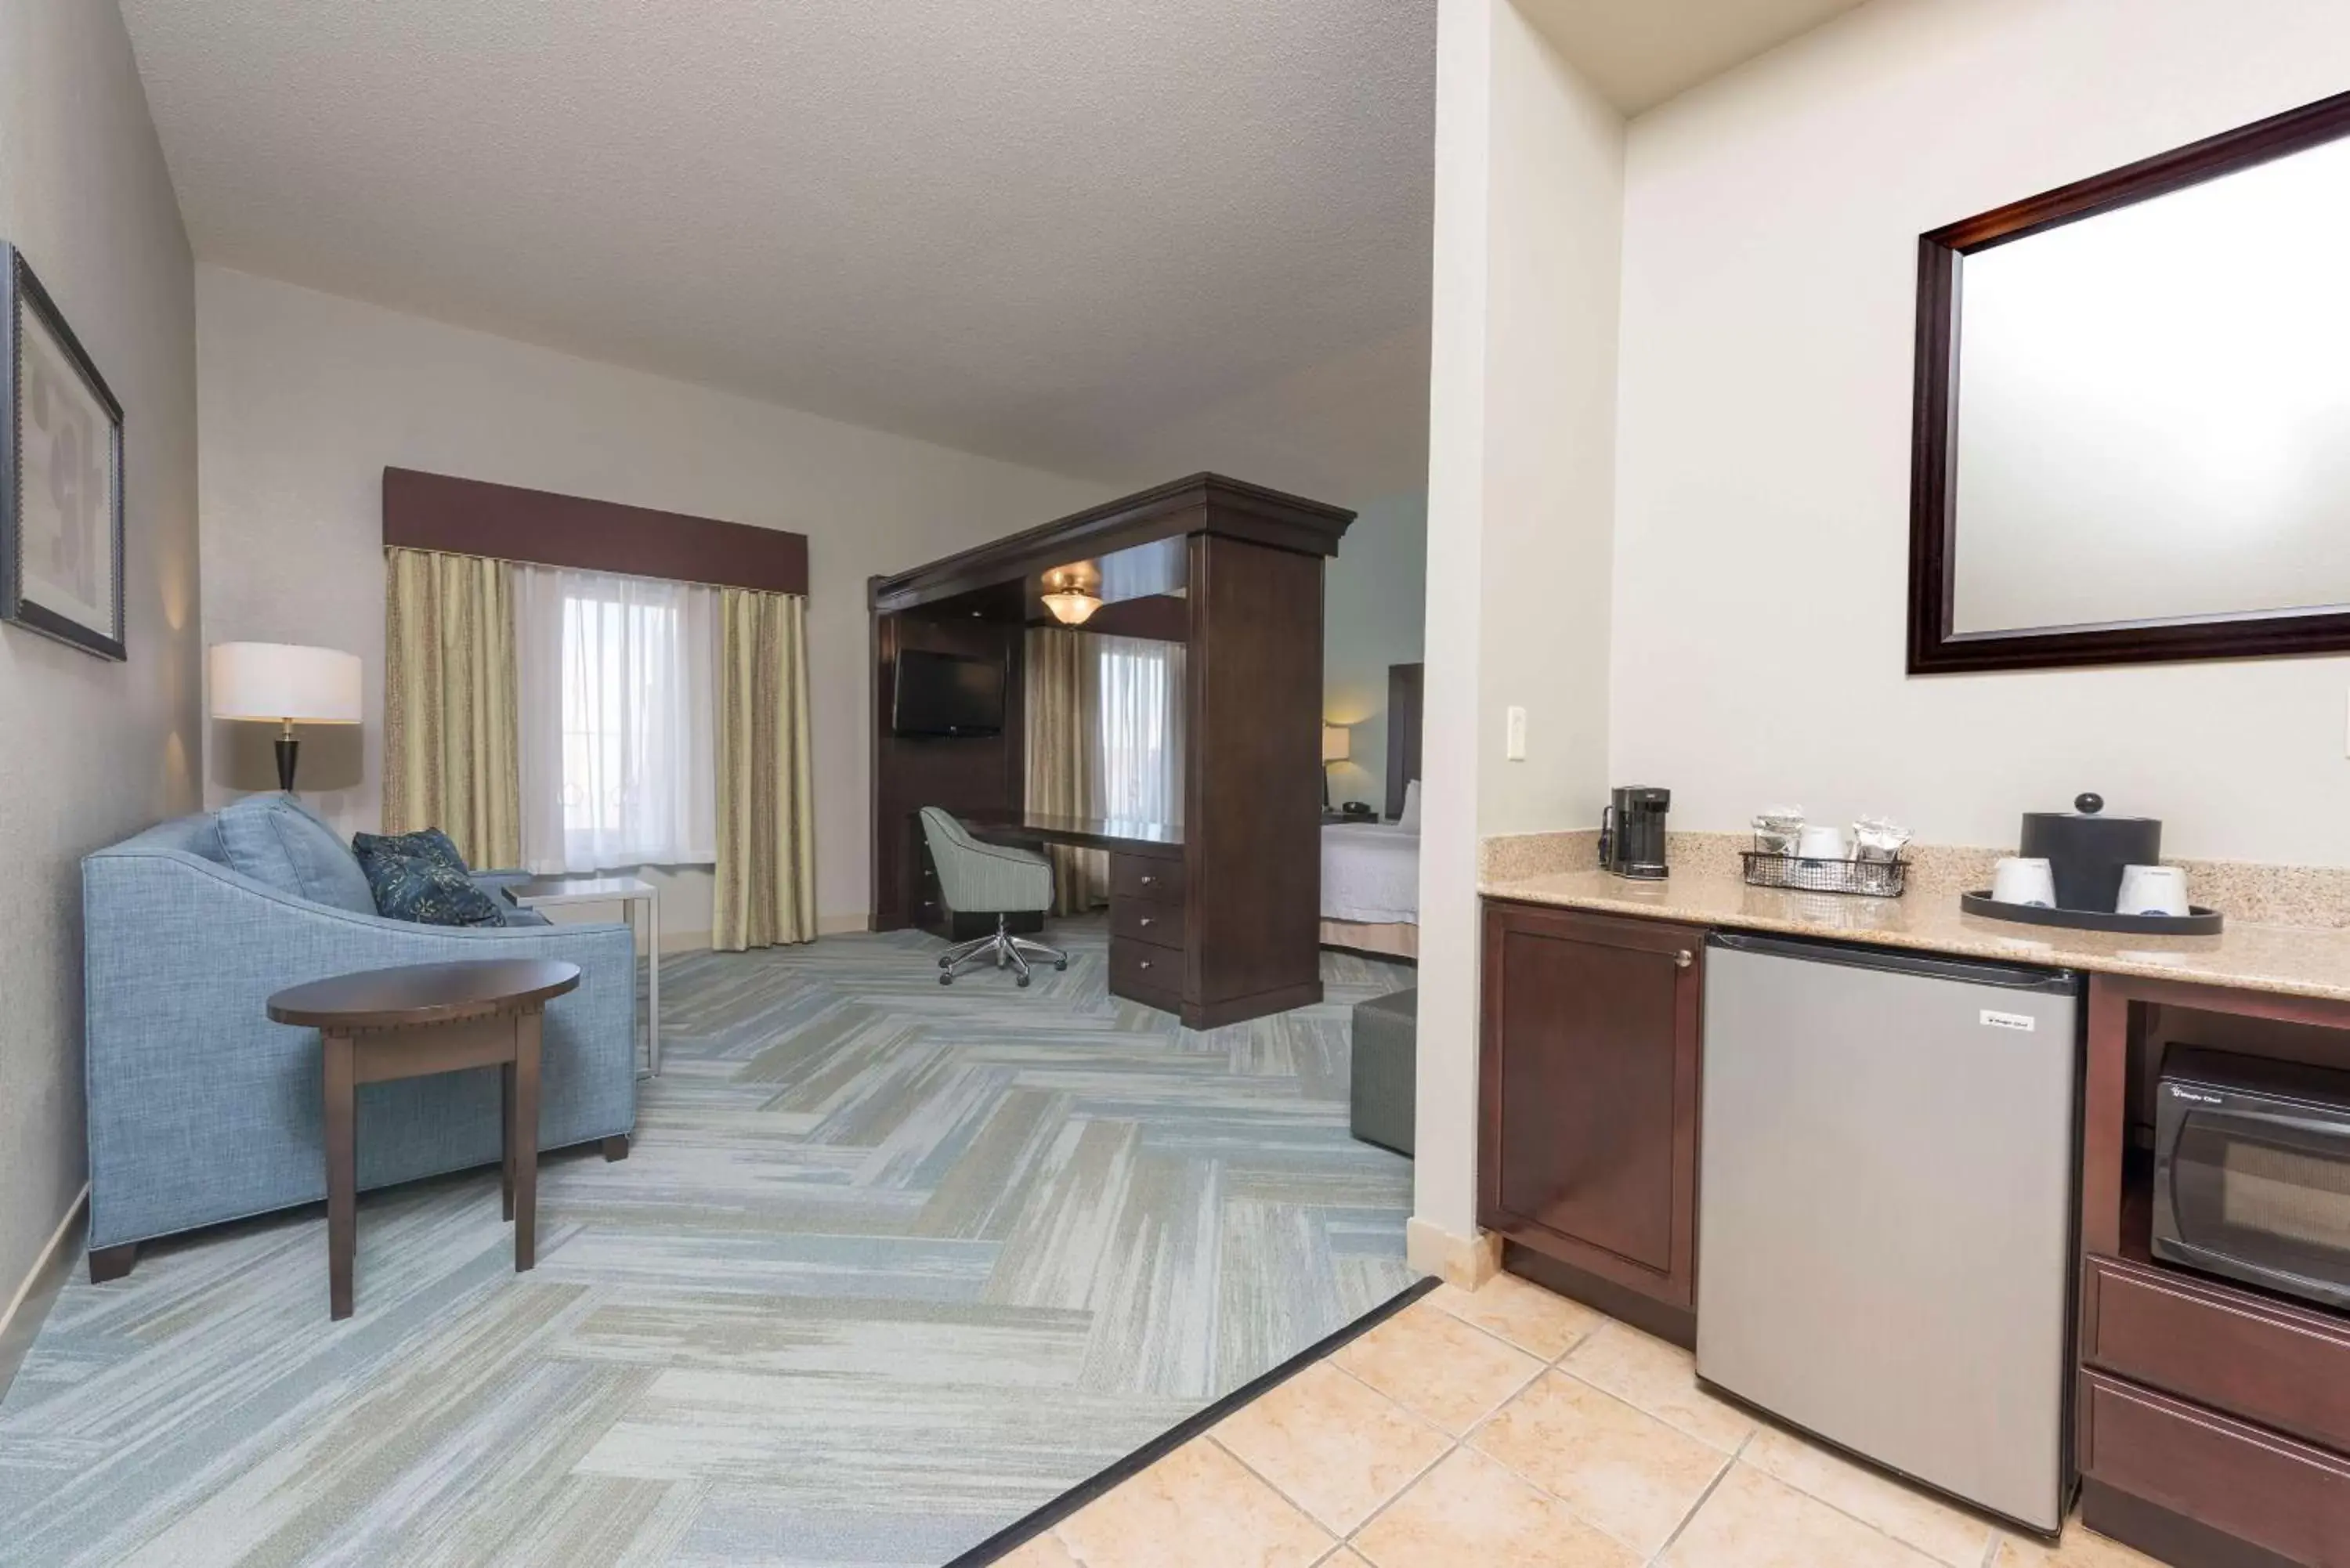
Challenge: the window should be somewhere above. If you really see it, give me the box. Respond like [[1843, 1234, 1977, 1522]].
[[1094, 635, 1184, 826], [516, 565, 718, 873]]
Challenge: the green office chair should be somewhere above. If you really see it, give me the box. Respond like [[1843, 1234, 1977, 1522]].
[[918, 807, 1069, 987]]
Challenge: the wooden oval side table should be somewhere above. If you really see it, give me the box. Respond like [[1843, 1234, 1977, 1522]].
[[267, 958, 581, 1320]]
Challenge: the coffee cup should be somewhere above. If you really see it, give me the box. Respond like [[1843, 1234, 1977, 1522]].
[[1991, 856, 2056, 907], [2117, 864, 2189, 918], [1795, 826, 1849, 862]]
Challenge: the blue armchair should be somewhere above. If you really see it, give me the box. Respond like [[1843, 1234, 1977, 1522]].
[[80, 795, 636, 1278]]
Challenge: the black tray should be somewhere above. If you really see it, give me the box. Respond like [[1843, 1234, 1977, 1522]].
[[1958, 891, 2223, 935]]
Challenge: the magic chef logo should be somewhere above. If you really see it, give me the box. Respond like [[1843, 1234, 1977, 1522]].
[[2167, 1086, 2225, 1105]]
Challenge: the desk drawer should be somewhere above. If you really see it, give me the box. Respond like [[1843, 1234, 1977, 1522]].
[[1110, 936, 1183, 1008], [1112, 897, 1187, 950], [2080, 1370, 2350, 1564], [1112, 854, 1184, 905], [2085, 1254, 2350, 1454]]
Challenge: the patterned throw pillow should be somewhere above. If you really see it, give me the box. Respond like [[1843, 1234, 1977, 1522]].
[[352, 829, 505, 927], [352, 827, 468, 875]]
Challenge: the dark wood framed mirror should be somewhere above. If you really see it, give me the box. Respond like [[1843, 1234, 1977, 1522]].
[[1909, 88, 2350, 674]]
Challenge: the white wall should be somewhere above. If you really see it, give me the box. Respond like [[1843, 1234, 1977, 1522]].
[[1325, 493, 1428, 815], [1104, 327, 1435, 515], [1611, 0, 2350, 865], [0, 1, 201, 1302], [1416, 0, 1624, 1245], [196, 267, 1107, 934]]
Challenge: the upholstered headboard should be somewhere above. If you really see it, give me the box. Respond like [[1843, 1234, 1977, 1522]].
[[1385, 662, 1423, 821]]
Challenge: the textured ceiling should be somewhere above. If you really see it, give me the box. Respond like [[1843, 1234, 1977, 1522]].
[[118, 1, 1864, 490], [119, 0, 1439, 483], [1516, 0, 1871, 113]]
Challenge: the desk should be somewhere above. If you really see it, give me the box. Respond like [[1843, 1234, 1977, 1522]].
[[963, 812, 1190, 1011], [965, 811, 1183, 858], [870, 475, 1347, 1029]]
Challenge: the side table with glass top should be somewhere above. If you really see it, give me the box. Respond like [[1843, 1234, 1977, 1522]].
[[500, 876, 660, 1077]]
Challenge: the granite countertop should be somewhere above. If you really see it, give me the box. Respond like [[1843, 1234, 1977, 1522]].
[[1480, 861, 2350, 1005]]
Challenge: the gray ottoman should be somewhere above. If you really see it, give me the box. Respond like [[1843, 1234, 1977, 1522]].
[[1350, 987, 1417, 1157]]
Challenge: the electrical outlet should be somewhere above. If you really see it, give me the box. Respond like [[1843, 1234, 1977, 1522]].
[[1506, 705, 1527, 761]]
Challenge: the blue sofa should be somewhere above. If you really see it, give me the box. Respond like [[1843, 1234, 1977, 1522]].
[[81, 794, 636, 1277]]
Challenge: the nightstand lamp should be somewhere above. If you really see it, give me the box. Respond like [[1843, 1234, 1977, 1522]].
[[209, 642, 363, 792], [1321, 722, 1350, 810]]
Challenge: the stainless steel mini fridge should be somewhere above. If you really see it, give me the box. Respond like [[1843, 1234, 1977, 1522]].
[[1696, 932, 2081, 1533]]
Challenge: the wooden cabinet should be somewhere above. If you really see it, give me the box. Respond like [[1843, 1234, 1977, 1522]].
[[2078, 972, 2350, 1568], [1108, 849, 1186, 1011], [2084, 1252, 2350, 1458], [1479, 901, 1704, 1338], [2079, 1371, 2350, 1568]]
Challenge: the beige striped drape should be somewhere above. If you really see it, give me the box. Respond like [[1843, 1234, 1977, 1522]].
[[713, 587, 816, 951], [1024, 627, 1108, 913], [382, 547, 523, 867]]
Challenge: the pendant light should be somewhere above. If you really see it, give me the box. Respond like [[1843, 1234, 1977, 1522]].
[[1040, 566, 1102, 626]]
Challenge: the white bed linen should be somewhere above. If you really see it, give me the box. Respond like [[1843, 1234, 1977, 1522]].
[[1321, 821, 1421, 925]]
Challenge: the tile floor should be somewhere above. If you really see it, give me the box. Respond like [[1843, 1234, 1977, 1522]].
[[995, 1273, 2167, 1568]]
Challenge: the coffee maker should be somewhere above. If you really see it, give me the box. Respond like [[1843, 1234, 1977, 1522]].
[[1599, 786, 1671, 880]]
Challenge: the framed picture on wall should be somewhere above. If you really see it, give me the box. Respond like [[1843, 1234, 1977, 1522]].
[[1, 243, 125, 661]]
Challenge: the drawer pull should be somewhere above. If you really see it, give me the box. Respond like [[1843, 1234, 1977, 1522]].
[[1139, 916, 1154, 927], [1675, 949, 1694, 969], [1138, 959, 1153, 970], [1141, 874, 1158, 887]]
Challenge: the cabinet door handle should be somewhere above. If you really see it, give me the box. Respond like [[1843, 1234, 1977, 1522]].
[[1138, 959, 1153, 970], [1675, 949, 1694, 969], [1141, 875, 1158, 887], [1139, 916, 1154, 927]]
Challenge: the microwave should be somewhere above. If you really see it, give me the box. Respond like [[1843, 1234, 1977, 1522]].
[[2153, 1048, 2350, 1312]]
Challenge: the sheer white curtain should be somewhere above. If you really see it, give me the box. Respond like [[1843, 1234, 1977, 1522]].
[[515, 564, 719, 874], [1094, 636, 1184, 827]]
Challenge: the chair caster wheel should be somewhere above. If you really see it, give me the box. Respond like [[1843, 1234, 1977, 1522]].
[[1054, 959, 1068, 970], [938, 973, 953, 986], [1017, 974, 1031, 988]]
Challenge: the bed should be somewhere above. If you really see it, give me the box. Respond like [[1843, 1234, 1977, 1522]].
[[1320, 662, 1422, 959], [1321, 818, 1420, 958]]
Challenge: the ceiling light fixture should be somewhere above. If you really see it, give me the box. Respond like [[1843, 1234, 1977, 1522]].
[[1041, 567, 1102, 626]]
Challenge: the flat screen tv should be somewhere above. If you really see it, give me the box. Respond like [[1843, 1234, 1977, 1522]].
[[892, 649, 1006, 737]]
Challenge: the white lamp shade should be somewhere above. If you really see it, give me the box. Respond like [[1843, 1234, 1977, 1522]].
[[1321, 723, 1350, 764], [208, 642, 363, 724]]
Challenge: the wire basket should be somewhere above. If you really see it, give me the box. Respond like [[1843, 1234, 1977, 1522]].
[[1742, 851, 1907, 899]]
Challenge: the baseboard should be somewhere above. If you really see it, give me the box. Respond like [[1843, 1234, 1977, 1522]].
[[656, 914, 866, 952], [1502, 1241, 1696, 1349], [1405, 1216, 1501, 1288], [0, 1185, 87, 1400], [2080, 1479, 2298, 1568]]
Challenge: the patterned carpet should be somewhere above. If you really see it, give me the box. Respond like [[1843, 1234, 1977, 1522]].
[[0, 919, 1414, 1567]]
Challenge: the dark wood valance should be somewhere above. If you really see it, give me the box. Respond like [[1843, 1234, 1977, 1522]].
[[382, 468, 809, 596]]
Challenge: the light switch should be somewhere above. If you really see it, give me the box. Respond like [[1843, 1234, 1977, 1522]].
[[1506, 705, 1527, 761]]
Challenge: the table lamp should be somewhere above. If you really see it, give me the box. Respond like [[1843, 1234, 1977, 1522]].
[[1321, 722, 1350, 809], [209, 642, 363, 792]]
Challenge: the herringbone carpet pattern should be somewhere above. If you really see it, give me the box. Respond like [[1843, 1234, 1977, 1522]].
[[0, 919, 1414, 1566]]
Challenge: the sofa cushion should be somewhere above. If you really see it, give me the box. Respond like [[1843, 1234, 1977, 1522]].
[[215, 794, 377, 914], [352, 829, 506, 927]]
